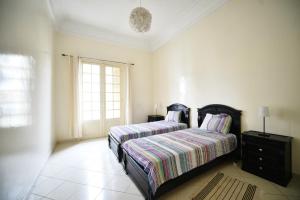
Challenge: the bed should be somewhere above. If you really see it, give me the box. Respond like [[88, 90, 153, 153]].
[[122, 104, 242, 200], [108, 103, 190, 162]]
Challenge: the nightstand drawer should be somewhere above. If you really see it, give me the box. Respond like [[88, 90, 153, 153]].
[[242, 161, 285, 179], [243, 152, 284, 170], [243, 142, 284, 157], [243, 135, 284, 148]]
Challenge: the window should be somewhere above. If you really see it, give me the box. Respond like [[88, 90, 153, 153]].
[[105, 66, 120, 119], [81, 63, 121, 121], [0, 54, 33, 128], [82, 63, 100, 120]]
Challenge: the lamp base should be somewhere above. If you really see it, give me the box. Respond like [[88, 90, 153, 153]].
[[258, 132, 271, 137]]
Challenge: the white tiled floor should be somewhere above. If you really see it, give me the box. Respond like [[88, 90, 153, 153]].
[[28, 138, 300, 200]]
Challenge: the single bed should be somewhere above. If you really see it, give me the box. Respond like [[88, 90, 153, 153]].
[[108, 103, 190, 162], [122, 104, 242, 200]]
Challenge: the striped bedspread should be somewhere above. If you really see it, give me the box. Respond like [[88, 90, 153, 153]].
[[109, 120, 187, 143], [122, 128, 237, 194]]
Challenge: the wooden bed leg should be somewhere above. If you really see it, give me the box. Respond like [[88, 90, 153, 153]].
[[108, 135, 111, 149], [123, 153, 128, 174], [118, 146, 123, 162], [233, 148, 241, 163], [147, 188, 154, 200]]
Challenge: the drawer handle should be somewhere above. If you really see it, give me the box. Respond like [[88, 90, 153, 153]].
[[259, 166, 263, 170], [259, 157, 263, 161], [258, 148, 263, 152]]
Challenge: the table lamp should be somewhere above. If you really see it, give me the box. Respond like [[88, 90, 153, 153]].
[[258, 106, 270, 137]]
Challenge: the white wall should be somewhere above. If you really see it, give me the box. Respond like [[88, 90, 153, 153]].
[[1, 1, 298, 199], [152, 0, 300, 174], [0, 0, 55, 199], [54, 32, 153, 142]]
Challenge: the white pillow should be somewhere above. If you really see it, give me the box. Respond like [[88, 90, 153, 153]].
[[200, 113, 232, 134], [165, 111, 181, 123], [199, 113, 213, 130]]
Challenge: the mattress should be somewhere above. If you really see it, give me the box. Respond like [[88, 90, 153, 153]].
[[122, 128, 237, 194], [109, 120, 187, 143]]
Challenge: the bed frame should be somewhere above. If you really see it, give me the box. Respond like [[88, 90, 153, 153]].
[[123, 104, 241, 200], [108, 103, 191, 162]]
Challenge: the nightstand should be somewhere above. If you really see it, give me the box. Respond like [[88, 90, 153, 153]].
[[148, 115, 164, 122], [242, 130, 292, 186]]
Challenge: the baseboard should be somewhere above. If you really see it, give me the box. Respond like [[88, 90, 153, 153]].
[[56, 135, 108, 144]]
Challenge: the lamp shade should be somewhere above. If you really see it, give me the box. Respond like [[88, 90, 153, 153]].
[[129, 7, 152, 33], [259, 106, 270, 117]]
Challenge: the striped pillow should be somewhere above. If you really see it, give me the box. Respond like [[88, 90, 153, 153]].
[[165, 111, 181, 123], [199, 113, 232, 134]]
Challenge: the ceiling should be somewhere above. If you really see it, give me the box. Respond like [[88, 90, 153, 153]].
[[49, 0, 228, 51]]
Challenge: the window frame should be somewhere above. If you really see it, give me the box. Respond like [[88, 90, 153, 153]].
[[81, 62, 101, 121], [105, 66, 121, 120]]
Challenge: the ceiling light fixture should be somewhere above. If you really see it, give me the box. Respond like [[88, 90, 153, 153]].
[[129, 0, 152, 33]]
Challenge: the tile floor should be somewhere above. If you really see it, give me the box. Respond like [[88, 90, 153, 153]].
[[28, 138, 300, 200]]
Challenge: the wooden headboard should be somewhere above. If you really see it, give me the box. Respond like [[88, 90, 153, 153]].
[[197, 104, 242, 157], [167, 103, 191, 128]]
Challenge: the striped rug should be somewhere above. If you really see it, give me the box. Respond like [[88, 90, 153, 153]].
[[192, 173, 257, 200]]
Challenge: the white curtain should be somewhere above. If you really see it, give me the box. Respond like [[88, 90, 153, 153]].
[[69, 56, 83, 138], [124, 64, 132, 125]]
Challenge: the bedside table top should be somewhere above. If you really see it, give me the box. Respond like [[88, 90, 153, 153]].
[[243, 130, 292, 142], [148, 115, 164, 117]]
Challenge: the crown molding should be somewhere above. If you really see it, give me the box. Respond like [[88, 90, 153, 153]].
[[46, 0, 56, 24], [149, 0, 228, 51], [55, 20, 152, 52], [49, 0, 228, 52]]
